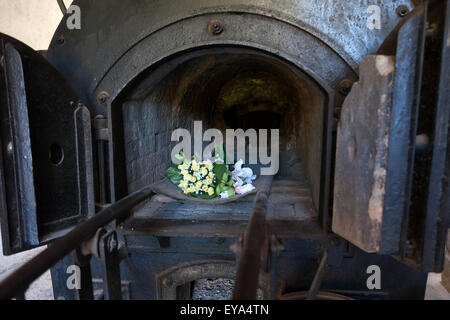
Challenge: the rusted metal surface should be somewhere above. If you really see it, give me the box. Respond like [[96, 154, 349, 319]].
[[306, 250, 328, 300], [0, 34, 95, 254], [56, 0, 67, 15], [332, 55, 395, 253], [0, 43, 38, 252], [47, 0, 413, 112], [232, 175, 273, 300], [0, 185, 154, 300], [99, 231, 122, 300]]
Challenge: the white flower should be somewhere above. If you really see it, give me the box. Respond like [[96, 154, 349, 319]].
[[240, 168, 253, 178], [234, 159, 244, 171], [244, 175, 257, 184], [233, 177, 244, 188], [235, 184, 255, 195], [220, 191, 230, 199], [232, 159, 256, 182]]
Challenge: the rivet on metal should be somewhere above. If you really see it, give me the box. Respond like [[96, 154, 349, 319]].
[[338, 79, 353, 96], [6, 142, 13, 155], [396, 5, 409, 18], [97, 91, 110, 105], [208, 19, 224, 35], [56, 35, 65, 45]]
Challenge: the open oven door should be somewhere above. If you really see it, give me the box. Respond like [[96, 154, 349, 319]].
[[0, 34, 94, 255], [332, 1, 450, 273]]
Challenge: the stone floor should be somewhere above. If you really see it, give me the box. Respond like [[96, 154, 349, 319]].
[[0, 235, 53, 300], [0, 230, 448, 300]]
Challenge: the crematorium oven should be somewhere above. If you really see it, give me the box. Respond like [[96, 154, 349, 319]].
[[0, 0, 449, 300]]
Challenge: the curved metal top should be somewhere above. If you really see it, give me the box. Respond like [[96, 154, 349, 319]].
[[47, 0, 414, 109]]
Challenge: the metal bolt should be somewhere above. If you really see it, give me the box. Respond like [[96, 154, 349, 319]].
[[338, 79, 353, 96], [109, 237, 118, 252], [405, 240, 415, 257], [208, 19, 224, 35], [56, 35, 65, 45], [329, 237, 341, 247], [6, 142, 13, 155], [415, 133, 429, 152], [162, 278, 173, 288], [396, 5, 409, 18], [214, 237, 226, 244], [426, 23, 437, 38], [97, 91, 110, 105]]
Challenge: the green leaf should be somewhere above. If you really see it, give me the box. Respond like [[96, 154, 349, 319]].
[[166, 165, 183, 185], [214, 146, 225, 161], [213, 164, 227, 185], [174, 152, 184, 161], [222, 172, 228, 183], [193, 153, 201, 162]]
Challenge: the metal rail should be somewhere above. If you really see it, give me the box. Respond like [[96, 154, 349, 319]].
[[0, 186, 154, 300], [56, 0, 67, 15], [232, 175, 273, 300]]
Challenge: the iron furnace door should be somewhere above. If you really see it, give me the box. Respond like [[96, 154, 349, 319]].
[[332, 2, 450, 273], [0, 34, 94, 255]]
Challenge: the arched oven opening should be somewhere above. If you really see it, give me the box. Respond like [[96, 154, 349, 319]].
[[111, 46, 329, 299], [116, 47, 327, 217]]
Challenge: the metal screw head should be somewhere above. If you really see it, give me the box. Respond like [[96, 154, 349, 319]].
[[109, 237, 118, 252], [56, 35, 65, 45], [97, 91, 110, 105], [6, 142, 13, 155], [162, 278, 173, 288], [396, 5, 409, 18], [208, 19, 224, 35], [338, 79, 353, 96]]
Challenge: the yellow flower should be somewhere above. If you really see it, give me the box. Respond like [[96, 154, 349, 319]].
[[178, 181, 187, 189], [181, 170, 188, 176], [205, 177, 212, 185], [201, 167, 208, 176], [202, 185, 209, 192], [182, 162, 189, 169], [208, 187, 215, 196], [178, 164, 183, 170], [192, 164, 200, 172], [195, 181, 202, 189], [208, 172, 214, 179], [190, 176, 196, 183]]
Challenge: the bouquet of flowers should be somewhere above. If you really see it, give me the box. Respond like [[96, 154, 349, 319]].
[[166, 149, 256, 199]]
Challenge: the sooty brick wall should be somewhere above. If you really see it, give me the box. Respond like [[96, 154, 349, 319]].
[[123, 96, 181, 193], [122, 93, 209, 193]]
